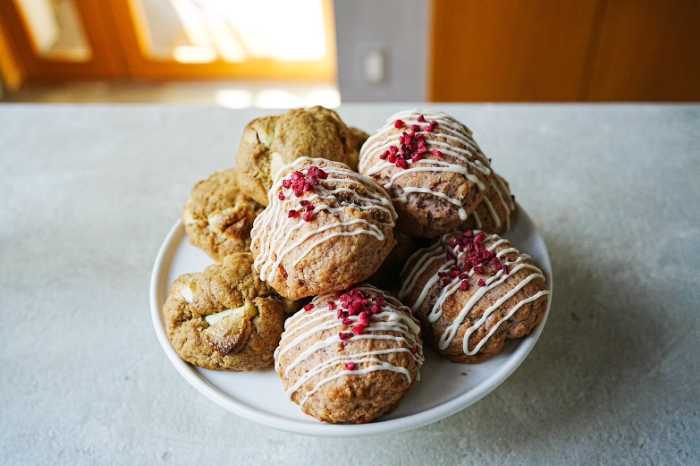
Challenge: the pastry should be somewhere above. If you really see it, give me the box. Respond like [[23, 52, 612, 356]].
[[368, 230, 419, 292], [275, 285, 424, 423], [183, 169, 263, 262], [399, 230, 549, 363], [359, 110, 493, 238], [464, 173, 516, 234], [234, 106, 366, 205], [250, 157, 396, 300], [163, 253, 289, 370]]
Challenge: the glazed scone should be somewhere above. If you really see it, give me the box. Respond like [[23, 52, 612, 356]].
[[359, 110, 493, 238], [399, 230, 550, 363], [235, 106, 366, 205], [163, 253, 289, 371], [368, 230, 419, 292], [464, 173, 516, 234], [250, 157, 397, 300], [183, 169, 263, 262], [275, 285, 424, 424]]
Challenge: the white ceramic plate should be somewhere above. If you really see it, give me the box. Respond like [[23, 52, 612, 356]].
[[150, 205, 552, 436]]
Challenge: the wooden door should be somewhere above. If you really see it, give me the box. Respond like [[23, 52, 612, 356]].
[[430, 0, 700, 102]]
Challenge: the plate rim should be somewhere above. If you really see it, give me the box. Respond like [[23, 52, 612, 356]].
[[149, 208, 553, 437]]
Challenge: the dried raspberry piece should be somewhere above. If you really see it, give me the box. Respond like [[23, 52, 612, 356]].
[[358, 312, 370, 325], [478, 278, 486, 287], [352, 324, 366, 335], [431, 149, 444, 159], [328, 301, 337, 310], [459, 280, 470, 291], [344, 362, 357, 371], [394, 119, 405, 129], [303, 211, 314, 222], [396, 158, 409, 169], [417, 114, 426, 123], [288, 209, 299, 218], [339, 332, 352, 341], [304, 303, 314, 312]]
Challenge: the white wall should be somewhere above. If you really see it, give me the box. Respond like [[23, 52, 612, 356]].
[[333, 0, 429, 102]]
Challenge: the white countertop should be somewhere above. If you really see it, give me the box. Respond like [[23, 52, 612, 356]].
[[1, 104, 698, 466]]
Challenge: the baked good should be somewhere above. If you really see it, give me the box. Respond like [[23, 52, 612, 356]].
[[349, 126, 369, 152], [464, 173, 516, 234], [359, 110, 493, 238], [275, 285, 424, 423], [183, 169, 263, 262], [368, 230, 419, 291], [399, 229, 549, 363], [163, 253, 288, 370], [235, 106, 366, 205], [250, 157, 397, 300]]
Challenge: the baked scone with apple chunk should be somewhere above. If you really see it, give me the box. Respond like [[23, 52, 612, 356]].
[[183, 169, 263, 262], [163, 253, 294, 370]]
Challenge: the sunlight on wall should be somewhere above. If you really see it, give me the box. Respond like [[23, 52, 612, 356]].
[[214, 87, 340, 109], [139, 0, 327, 63]]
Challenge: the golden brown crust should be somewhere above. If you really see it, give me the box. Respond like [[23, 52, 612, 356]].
[[400, 231, 549, 363], [183, 169, 263, 262], [163, 253, 294, 371], [235, 107, 364, 205], [250, 158, 396, 300], [274, 285, 423, 423]]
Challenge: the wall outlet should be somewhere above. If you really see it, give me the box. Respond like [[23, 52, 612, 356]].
[[364, 48, 385, 84]]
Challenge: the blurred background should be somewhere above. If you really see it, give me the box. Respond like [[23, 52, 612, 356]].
[[0, 0, 698, 106]]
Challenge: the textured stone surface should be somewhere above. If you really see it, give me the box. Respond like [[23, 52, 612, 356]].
[[1, 104, 698, 465]]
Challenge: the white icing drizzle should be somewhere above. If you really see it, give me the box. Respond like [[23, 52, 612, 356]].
[[274, 285, 424, 407], [401, 232, 550, 357], [466, 174, 516, 232], [359, 110, 493, 216], [251, 157, 396, 283]]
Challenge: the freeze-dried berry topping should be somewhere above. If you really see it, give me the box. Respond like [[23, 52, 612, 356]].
[[385, 115, 445, 169], [280, 165, 327, 198], [279, 166, 329, 221], [330, 288, 389, 342], [438, 230, 510, 291]]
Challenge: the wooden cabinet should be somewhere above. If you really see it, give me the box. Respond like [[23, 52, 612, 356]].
[[430, 0, 700, 102]]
